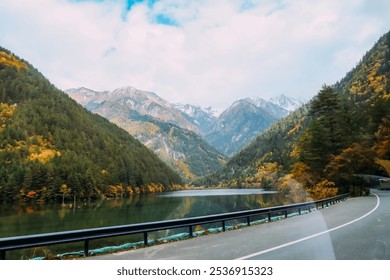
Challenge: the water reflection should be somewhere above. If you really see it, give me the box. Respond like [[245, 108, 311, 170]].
[[0, 189, 293, 239], [0, 189, 297, 259]]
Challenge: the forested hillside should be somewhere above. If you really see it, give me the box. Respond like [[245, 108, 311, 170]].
[[198, 30, 390, 200], [0, 47, 182, 203]]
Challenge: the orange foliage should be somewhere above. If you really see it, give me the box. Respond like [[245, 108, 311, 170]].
[[307, 180, 338, 200], [291, 162, 316, 189], [26, 190, 37, 198], [325, 143, 375, 179]]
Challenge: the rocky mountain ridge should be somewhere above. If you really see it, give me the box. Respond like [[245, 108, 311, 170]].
[[66, 86, 305, 178]]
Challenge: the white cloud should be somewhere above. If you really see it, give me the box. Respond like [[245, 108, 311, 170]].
[[0, 0, 389, 109]]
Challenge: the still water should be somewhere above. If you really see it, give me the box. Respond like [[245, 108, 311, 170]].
[[0, 189, 291, 259]]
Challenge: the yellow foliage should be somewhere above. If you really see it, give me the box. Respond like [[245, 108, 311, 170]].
[[112, 119, 160, 136], [254, 162, 281, 183], [29, 149, 61, 163], [126, 186, 134, 196], [60, 184, 71, 195], [287, 117, 305, 136], [27, 136, 61, 163], [0, 134, 61, 163], [348, 53, 388, 96], [290, 144, 300, 159], [291, 162, 316, 188], [276, 174, 310, 203], [194, 225, 203, 232], [173, 160, 196, 180], [375, 159, 390, 176], [307, 180, 338, 200], [0, 51, 28, 70], [0, 103, 16, 132]]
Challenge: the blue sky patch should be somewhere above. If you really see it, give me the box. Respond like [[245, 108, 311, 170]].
[[154, 14, 178, 26], [126, 0, 160, 11], [240, 0, 257, 12]]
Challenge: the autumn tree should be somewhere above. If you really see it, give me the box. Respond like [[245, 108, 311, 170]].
[[59, 184, 71, 206]]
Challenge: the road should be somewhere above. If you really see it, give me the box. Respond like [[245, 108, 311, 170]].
[[87, 189, 390, 260]]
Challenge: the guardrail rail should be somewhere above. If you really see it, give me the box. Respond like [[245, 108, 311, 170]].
[[0, 193, 349, 260]]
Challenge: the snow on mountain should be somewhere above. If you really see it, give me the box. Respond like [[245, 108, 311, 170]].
[[269, 94, 306, 112], [246, 97, 289, 118], [65, 87, 104, 105], [173, 103, 217, 135], [67, 86, 200, 133]]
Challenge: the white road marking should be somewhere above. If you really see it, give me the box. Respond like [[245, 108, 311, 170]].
[[236, 193, 380, 260]]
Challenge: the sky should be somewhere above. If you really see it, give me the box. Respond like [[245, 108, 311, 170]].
[[0, 0, 389, 109]]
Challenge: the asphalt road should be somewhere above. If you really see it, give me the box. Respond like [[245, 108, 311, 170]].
[[88, 189, 390, 260]]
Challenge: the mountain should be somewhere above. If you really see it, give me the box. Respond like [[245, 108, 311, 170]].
[[67, 85, 303, 160], [66, 87, 225, 180], [0, 47, 182, 203], [198, 30, 390, 199], [172, 103, 217, 135], [269, 94, 306, 113], [246, 96, 293, 118], [67, 86, 200, 133], [204, 97, 287, 156]]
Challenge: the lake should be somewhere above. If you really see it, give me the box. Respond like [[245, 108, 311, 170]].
[[0, 188, 292, 259]]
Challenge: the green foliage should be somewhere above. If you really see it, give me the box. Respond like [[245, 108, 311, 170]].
[[0, 47, 182, 203], [199, 30, 390, 197]]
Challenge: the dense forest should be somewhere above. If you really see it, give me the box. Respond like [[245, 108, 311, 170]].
[[197, 30, 390, 200], [0, 47, 183, 203]]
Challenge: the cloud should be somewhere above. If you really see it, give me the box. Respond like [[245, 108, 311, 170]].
[[0, 0, 389, 109]]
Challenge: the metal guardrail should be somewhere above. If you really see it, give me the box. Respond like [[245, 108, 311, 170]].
[[0, 193, 349, 260]]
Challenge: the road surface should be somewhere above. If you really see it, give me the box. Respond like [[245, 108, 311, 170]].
[[87, 189, 390, 260]]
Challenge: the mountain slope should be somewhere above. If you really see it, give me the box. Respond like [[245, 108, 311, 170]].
[[199, 30, 390, 196], [204, 98, 281, 156], [67, 86, 200, 133], [172, 103, 217, 136], [66, 87, 225, 180], [0, 47, 182, 203], [269, 95, 306, 112]]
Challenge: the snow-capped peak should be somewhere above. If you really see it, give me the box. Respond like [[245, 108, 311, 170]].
[[269, 94, 306, 112]]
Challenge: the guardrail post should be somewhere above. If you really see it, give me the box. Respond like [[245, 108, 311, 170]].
[[0, 250, 5, 260], [222, 220, 226, 232], [189, 226, 193, 237], [84, 240, 89, 257], [143, 232, 148, 246], [268, 212, 271, 222], [298, 208, 302, 215], [284, 210, 288, 219], [247, 217, 251, 226]]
